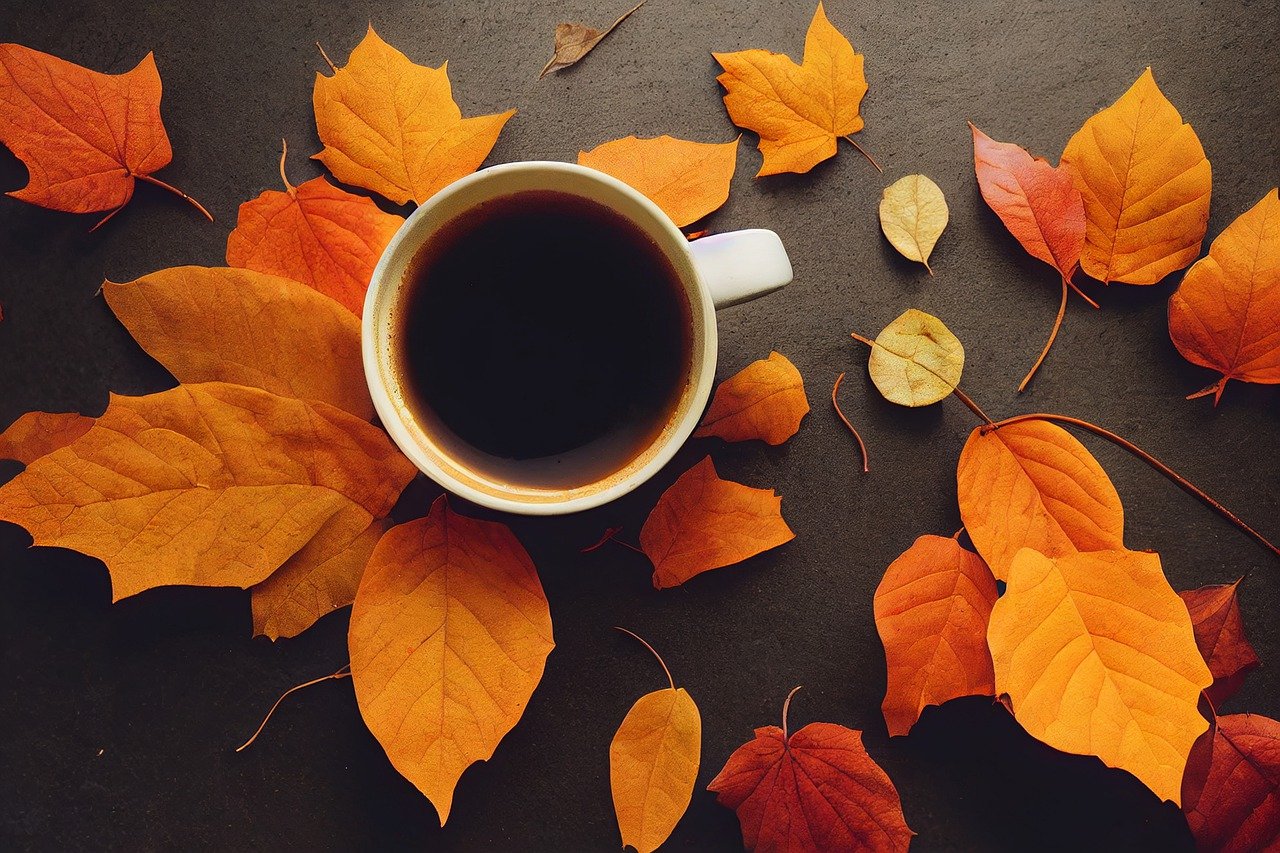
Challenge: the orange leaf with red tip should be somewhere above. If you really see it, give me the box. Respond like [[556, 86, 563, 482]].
[[1181, 580, 1260, 705], [1182, 713, 1280, 852], [0, 411, 94, 464], [694, 351, 809, 445]]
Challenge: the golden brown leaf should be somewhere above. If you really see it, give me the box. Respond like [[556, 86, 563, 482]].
[[640, 456, 793, 589], [540, 1, 646, 77], [693, 351, 809, 445], [349, 496, 554, 825], [577, 135, 738, 227], [0, 411, 94, 464], [860, 309, 964, 407], [1060, 68, 1211, 284], [0, 383, 416, 601], [879, 175, 948, 273], [314, 27, 515, 205], [103, 266, 372, 419]]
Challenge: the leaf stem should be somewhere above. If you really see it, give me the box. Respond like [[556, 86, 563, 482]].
[[951, 387, 995, 426], [781, 685, 802, 740], [134, 173, 213, 222], [1186, 376, 1229, 406], [234, 665, 351, 753], [580, 526, 623, 553], [1018, 276, 1068, 392], [842, 136, 883, 173], [615, 627, 674, 690], [831, 372, 869, 472], [316, 41, 337, 73], [89, 204, 125, 233], [277, 139, 296, 195]]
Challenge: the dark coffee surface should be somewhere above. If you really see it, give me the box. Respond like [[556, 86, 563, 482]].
[[395, 190, 690, 488]]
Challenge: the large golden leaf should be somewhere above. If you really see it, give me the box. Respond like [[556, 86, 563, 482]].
[[349, 496, 554, 825], [988, 548, 1212, 803], [1060, 68, 1211, 284], [611, 686, 701, 853], [0, 383, 415, 600], [577, 135, 738, 227]]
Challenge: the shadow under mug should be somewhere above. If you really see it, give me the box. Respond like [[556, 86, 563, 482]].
[[363, 161, 792, 516]]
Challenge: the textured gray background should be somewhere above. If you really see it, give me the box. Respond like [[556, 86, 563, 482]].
[[2, 0, 1278, 850]]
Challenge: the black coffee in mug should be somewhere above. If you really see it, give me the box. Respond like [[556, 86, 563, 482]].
[[393, 189, 693, 489]]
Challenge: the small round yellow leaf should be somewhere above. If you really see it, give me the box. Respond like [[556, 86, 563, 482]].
[[879, 174, 948, 273], [866, 308, 964, 406]]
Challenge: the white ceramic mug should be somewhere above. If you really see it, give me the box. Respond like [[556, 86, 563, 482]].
[[363, 161, 792, 516]]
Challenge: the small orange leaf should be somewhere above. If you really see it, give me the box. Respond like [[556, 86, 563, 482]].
[[693, 351, 809, 444], [713, 3, 869, 176], [577, 135, 738, 227], [957, 420, 1124, 581], [874, 534, 997, 736], [1168, 188, 1280, 404], [314, 27, 515, 205], [640, 456, 793, 589], [226, 144, 403, 315], [0, 411, 94, 464], [1060, 68, 1211, 284], [1180, 580, 1260, 706], [1181, 713, 1280, 852], [349, 495, 554, 825], [540, 1, 646, 77]]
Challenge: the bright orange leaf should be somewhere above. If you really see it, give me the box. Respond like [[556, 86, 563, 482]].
[[708, 688, 914, 852], [713, 3, 870, 176], [1060, 68, 1211, 284], [1181, 580, 1260, 706], [1168, 188, 1280, 404], [957, 419, 1124, 581], [104, 266, 372, 419], [225, 144, 403, 315], [577, 135, 738, 227], [693, 351, 809, 444], [0, 411, 94, 464], [313, 26, 515, 205], [640, 456, 794, 589], [988, 547, 1212, 803], [348, 495, 554, 825], [0, 383, 415, 601], [874, 534, 997, 736], [0, 44, 207, 224], [1181, 713, 1280, 852]]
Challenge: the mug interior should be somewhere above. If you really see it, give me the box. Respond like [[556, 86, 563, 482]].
[[364, 162, 717, 515]]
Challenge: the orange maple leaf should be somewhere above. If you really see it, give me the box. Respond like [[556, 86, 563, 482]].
[[0, 411, 95, 464], [0, 44, 208, 227], [578, 135, 738, 227]]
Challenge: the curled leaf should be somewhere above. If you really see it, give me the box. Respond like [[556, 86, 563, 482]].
[[879, 174, 948, 273], [578, 135, 738, 227], [693, 351, 809, 445], [1180, 580, 1260, 706], [1181, 713, 1280, 852], [859, 308, 964, 407], [540, 1, 645, 77], [0, 411, 94, 464]]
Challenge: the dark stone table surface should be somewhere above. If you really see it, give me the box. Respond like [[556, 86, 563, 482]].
[[2, 0, 1277, 850]]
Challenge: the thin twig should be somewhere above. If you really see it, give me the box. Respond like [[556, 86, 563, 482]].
[[235, 665, 352, 753], [781, 686, 802, 741], [615, 627, 674, 690], [831, 372, 869, 473], [1018, 277, 1069, 392], [842, 135, 883, 173], [134, 174, 213, 222]]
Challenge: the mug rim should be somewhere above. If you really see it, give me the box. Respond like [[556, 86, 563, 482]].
[[362, 160, 718, 516]]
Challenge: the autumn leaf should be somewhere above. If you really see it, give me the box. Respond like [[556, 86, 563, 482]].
[[0, 44, 208, 225], [226, 144, 403, 315], [0, 383, 416, 601], [879, 174, 947, 273], [640, 456, 793, 590], [0, 411, 94, 464], [874, 534, 997, 737], [1060, 68, 1211, 284], [854, 309, 964, 407], [577, 135, 738, 227], [1181, 580, 1260, 706], [708, 688, 914, 852], [713, 3, 874, 176], [1168, 188, 1280, 404], [956, 419, 1124, 581], [610, 629, 701, 853], [540, 1, 645, 77], [988, 547, 1213, 803], [314, 26, 515, 206], [693, 351, 809, 444], [1181, 713, 1280, 852], [348, 495, 554, 825], [104, 266, 372, 419]]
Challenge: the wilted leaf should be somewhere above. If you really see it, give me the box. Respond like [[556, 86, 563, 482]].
[[859, 308, 963, 407], [708, 689, 913, 852], [957, 419, 1124, 581], [874, 534, 997, 736], [713, 3, 869, 176], [1182, 713, 1280, 852], [1168, 188, 1280, 404], [540, 1, 645, 77], [104, 266, 372, 419], [0, 45, 206, 222], [1181, 580, 1260, 706], [0, 383, 416, 601], [988, 547, 1212, 803], [0, 411, 94, 464], [1060, 68, 1211, 284], [578, 135, 738, 227], [879, 174, 947, 273], [640, 456, 793, 590], [314, 26, 515, 205], [693, 351, 809, 445], [349, 496, 554, 825], [226, 145, 403, 315]]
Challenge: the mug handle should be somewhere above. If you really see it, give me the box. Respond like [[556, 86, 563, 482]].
[[688, 229, 793, 309]]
